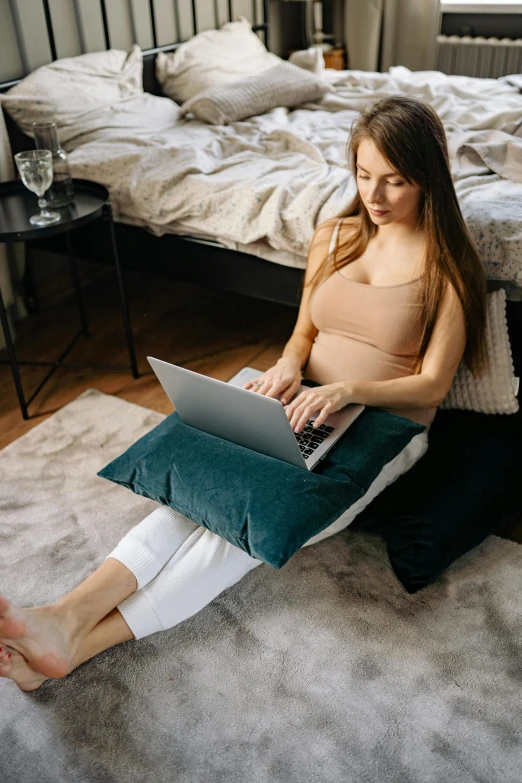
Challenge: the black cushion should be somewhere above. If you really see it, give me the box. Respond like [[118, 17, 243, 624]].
[[352, 406, 522, 593]]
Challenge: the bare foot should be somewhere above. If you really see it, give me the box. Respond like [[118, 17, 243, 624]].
[[0, 594, 76, 679], [0, 644, 49, 691]]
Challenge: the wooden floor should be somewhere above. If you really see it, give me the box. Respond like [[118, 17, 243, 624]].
[[0, 256, 296, 450], [1, 256, 520, 546]]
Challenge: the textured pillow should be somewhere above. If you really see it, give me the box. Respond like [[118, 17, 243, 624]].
[[97, 406, 425, 570], [440, 289, 519, 414], [352, 407, 522, 593], [0, 45, 143, 137], [156, 17, 281, 104], [180, 61, 330, 125]]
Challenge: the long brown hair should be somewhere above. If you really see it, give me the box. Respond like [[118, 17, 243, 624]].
[[308, 94, 488, 376]]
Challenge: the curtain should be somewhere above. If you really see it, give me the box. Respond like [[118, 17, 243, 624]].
[[0, 106, 26, 352], [344, 0, 441, 73]]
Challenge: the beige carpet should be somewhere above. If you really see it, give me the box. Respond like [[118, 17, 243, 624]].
[[1, 389, 521, 783]]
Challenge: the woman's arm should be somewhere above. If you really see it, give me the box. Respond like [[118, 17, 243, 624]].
[[280, 219, 337, 368], [244, 219, 336, 401], [346, 374, 446, 412]]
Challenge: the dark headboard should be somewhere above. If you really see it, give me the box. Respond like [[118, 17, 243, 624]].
[[3, 112, 31, 157], [1, 1, 269, 95], [1, 0, 269, 155], [143, 50, 169, 97]]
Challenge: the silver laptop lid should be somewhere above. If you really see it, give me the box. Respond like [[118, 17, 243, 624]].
[[148, 357, 311, 469]]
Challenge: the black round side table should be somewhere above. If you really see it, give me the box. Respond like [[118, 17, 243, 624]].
[[0, 178, 139, 420]]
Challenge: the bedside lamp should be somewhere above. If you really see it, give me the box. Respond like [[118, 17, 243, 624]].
[[284, 0, 335, 51]]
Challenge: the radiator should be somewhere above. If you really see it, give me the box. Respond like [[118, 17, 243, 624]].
[[436, 34, 522, 78]]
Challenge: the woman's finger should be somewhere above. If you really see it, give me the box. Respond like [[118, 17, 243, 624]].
[[283, 390, 307, 418], [253, 378, 272, 393], [243, 377, 264, 390], [288, 395, 320, 431], [264, 379, 288, 399], [310, 403, 332, 430], [295, 402, 323, 433], [280, 380, 302, 406]]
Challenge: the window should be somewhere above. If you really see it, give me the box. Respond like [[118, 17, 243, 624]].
[[441, 1, 522, 12]]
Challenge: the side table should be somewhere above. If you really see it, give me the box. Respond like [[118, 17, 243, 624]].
[[0, 178, 139, 420]]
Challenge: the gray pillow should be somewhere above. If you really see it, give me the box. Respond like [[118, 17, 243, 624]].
[[179, 61, 330, 125]]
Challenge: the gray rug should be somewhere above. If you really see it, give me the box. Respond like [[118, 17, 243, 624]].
[[1, 389, 521, 783]]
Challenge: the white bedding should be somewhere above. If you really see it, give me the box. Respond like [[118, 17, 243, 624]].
[[65, 65, 522, 288]]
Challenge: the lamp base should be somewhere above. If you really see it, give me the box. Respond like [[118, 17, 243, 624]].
[[310, 42, 334, 52]]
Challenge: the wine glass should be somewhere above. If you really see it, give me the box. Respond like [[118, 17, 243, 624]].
[[14, 150, 61, 227]]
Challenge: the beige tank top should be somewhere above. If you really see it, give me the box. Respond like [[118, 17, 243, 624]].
[[305, 219, 437, 428]]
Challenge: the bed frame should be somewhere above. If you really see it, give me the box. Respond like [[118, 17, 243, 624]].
[[1, 0, 304, 309]]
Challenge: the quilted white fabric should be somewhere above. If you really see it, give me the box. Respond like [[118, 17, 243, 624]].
[[5, 52, 520, 285], [59, 65, 522, 286], [440, 289, 519, 414], [180, 62, 330, 126], [156, 17, 281, 105]]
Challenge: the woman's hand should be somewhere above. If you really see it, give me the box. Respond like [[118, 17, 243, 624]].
[[284, 382, 352, 432], [243, 357, 303, 405]]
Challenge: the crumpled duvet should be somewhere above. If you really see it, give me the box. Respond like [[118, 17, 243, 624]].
[[66, 65, 522, 286]]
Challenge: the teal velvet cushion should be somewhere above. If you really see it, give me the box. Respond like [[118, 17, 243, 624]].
[[97, 407, 424, 569]]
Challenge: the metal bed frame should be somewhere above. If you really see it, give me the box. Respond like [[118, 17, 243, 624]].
[[1, 0, 305, 310]]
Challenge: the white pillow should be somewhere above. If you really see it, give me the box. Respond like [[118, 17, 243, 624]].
[[0, 46, 143, 137], [180, 62, 329, 125], [156, 17, 281, 105], [440, 289, 519, 414]]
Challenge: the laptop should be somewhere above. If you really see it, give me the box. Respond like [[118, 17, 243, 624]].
[[148, 358, 365, 471]]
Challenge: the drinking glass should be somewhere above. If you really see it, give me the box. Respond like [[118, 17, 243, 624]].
[[33, 121, 74, 208], [14, 150, 61, 227]]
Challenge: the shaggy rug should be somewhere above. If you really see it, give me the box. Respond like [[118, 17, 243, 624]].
[[1, 389, 521, 783]]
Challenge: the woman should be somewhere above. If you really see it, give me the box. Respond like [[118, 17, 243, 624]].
[[0, 95, 488, 691]]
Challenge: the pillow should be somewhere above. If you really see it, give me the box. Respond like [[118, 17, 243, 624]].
[[0, 45, 143, 137], [97, 406, 425, 570], [440, 289, 519, 414], [179, 62, 330, 125], [352, 407, 522, 593], [156, 17, 281, 105]]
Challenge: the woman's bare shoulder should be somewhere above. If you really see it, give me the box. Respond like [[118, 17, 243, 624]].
[[339, 216, 359, 242], [313, 217, 338, 238], [314, 215, 359, 242]]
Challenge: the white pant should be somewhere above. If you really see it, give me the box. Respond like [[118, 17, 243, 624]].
[[106, 431, 429, 639]]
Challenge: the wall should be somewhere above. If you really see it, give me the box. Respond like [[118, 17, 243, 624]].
[[381, 0, 442, 72], [0, 0, 296, 83]]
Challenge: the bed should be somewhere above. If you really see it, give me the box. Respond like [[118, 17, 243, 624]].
[[1, 1, 522, 320], [1, 1, 309, 307]]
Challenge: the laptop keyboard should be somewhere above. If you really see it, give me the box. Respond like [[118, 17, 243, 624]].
[[294, 421, 335, 460]]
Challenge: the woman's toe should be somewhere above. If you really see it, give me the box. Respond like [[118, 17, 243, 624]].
[[0, 654, 12, 676]]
